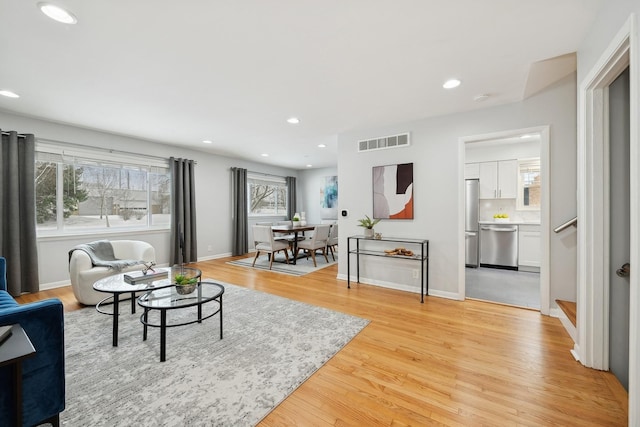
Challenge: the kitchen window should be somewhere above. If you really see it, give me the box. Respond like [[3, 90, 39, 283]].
[[516, 158, 541, 210]]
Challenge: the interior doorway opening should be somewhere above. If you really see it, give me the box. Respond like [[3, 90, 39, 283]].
[[459, 126, 550, 314]]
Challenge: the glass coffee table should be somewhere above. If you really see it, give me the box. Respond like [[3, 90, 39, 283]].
[[93, 268, 173, 347], [93, 266, 203, 347], [137, 281, 224, 362]]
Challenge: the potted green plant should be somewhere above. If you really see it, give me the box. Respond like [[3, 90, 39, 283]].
[[292, 213, 301, 227], [357, 215, 381, 238], [174, 273, 198, 295]]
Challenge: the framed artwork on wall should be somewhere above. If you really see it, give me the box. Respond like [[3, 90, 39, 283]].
[[320, 175, 338, 219], [372, 163, 413, 219]]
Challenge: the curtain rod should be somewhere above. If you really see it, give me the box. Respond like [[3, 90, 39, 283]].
[[246, 170, 290, 180], [1, 131, 28, 137], [37, 137, 170, 162], [36, 137, 197, 164]]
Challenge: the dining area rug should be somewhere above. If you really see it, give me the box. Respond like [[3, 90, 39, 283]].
[[58, 280, 367, 426], [227, 252, 338, 276]]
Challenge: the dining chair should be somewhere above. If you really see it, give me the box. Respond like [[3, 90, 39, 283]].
[[296, 224, 331, 267], [326, 223, 338, 261], [252, 225, 290, 270]]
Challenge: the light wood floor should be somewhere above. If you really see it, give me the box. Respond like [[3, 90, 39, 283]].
[[17, 256, 629, 426]]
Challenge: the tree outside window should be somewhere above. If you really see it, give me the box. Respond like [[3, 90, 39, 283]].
[[248, 176, 288, 216], [35, 153, 170, 233]]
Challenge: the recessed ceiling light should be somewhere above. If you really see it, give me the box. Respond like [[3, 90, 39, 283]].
[[306, 164, 313, 168], [317, 144, 326, 148], [261, 153, 269, 157], [38, 2, 77, 24], [442, 79, 461, 89], [202, 140, 213, 144], [0, 90, 20, 98], [287, 117, 300, 124]]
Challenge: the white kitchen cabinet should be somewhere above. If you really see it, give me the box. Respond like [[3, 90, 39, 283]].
[[478, 160, 517, 199], [518, 224, 541, 272], [465, 163, 480, 179]]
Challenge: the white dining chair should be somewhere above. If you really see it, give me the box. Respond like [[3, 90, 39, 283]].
[[326, 223, 338, 261], [296, 224, 331, 267], [252, 225, 290, 270]]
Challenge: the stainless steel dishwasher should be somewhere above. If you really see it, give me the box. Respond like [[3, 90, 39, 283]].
[[480, 224, 519, 269]]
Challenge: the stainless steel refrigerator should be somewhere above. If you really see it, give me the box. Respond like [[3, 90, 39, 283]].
[[465, 179, 479, 267]]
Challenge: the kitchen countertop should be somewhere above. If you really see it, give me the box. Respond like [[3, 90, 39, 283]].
[[478, 220, 541, 225]]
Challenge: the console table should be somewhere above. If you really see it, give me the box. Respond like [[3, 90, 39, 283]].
[[347, 235, 429, 303]]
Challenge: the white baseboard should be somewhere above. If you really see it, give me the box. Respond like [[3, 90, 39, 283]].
[[198, 252, 233, 262], [40, 280, 71, 290], [335, 274, 459, 300]]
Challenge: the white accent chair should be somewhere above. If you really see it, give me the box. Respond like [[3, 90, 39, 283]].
[[252, 225, 290, 270], [69, 240, 156, 305], [296, 224, 331, 267], [327, 223, 338, 261]]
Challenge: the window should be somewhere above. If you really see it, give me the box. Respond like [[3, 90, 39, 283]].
[[517, 158, 541, 210], [35, 142, 171, 234], [248, 175, 288, 216]]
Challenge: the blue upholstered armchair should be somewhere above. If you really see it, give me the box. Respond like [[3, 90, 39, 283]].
[[0, 257, 65, 426]]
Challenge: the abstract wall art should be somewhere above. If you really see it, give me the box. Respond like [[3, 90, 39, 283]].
[[320, 175, 338, 219], [372, 163, 413, 219]]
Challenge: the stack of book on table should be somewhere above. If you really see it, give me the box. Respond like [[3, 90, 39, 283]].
[[123, 268, 169, 285]]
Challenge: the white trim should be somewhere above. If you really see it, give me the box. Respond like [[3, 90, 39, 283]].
[[578, 13, 638, 424], [458, 126, 551, 315]]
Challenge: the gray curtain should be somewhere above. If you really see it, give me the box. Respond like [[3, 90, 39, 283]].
[[0, 130, 40, 296], [286, 176, 297, 220], [170, 157, 197, 265], [231, 167, 248, 255]]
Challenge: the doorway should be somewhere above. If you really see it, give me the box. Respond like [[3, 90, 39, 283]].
[[608, 67, 630, 390], [459, 126, 550, 314], [577, 14, 638, 422]]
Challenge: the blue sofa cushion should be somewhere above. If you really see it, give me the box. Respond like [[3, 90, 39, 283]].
[[0, 291, 17, 310]]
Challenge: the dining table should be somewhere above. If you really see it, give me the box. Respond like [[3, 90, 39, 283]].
[[271, 224, 317, 265]]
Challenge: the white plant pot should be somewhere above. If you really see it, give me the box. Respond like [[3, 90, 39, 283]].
[[364, 228, 374, 238]]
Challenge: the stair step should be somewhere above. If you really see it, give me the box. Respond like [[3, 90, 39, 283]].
[[556, 299, 576, 327]]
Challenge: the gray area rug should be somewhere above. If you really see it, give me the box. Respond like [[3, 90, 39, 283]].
[[60, 281, 368, 426], [227, 253, 337, 276]]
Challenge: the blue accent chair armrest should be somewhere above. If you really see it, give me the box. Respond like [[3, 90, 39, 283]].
[[0, 256, 65, 427]]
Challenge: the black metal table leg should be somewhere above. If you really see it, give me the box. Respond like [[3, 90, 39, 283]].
[[130, 292, 136, 314], [219, 296, 223, 339], [112, 293, 120, 347], [143, 308, 148, 341], [347, 237, 351, 288], [160, 310, 166, 362]]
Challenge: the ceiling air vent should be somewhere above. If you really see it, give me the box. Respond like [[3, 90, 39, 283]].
[[357, 132, 410, 152]]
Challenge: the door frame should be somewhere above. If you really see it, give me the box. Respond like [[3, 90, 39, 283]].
[[458, 125, 550, 314], [577, 13, 638, 422]]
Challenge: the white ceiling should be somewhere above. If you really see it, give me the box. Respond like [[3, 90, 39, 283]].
[[0, 0, 603, 170]]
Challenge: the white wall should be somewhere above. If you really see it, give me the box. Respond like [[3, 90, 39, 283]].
[[297, 166, 338, 225], [0, 111, 298, 286], [337, 74, 577, 303]]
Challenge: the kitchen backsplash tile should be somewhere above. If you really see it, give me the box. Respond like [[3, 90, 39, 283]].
[[479, 198, 540, 223]]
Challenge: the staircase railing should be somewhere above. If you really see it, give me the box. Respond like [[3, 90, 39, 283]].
[[554, 217, 577, 233]]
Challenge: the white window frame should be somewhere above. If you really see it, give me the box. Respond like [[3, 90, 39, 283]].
[[516, 157, 541, 211], [35, 140, 171, 236], [247, 174, 288, 218]]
